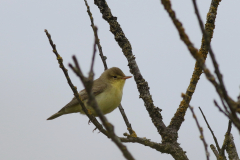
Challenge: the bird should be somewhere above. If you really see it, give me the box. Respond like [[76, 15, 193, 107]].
[[47, 67, 132, 120]]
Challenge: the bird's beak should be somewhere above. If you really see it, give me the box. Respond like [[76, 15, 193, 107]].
[[122, 76, 132, 79]]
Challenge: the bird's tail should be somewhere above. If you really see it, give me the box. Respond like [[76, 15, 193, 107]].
[[47, 112, 63, 120]]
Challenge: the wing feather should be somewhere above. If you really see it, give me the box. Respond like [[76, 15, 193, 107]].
[[59, 78, 108, 112]]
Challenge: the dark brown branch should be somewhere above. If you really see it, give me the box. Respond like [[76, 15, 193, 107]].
[[199, 107, 220, 151], [69, 33, 135, 160], [189, 106, 209, 160], [93, 0, 167, 139], [168, 0, 221, 131], [44, 29, 108, 137], [84, 0, 136, 136]]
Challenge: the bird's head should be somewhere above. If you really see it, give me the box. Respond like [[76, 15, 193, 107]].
[[100, 67, 132, 89]]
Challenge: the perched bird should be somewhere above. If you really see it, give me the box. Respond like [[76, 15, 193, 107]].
[[47, 67, 132, 120]]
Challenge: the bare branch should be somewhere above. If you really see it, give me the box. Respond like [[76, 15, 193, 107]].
[[84, 0, 107, 71], [120, 137, 166, 152], [199, 107, 220, 151], [168, 0, 221, 131], [89, 26, 98, 80], [119, 104, 137, 137], [213, 100, 230, 118], [192, 0, 231, 109], [120, 136, 190, 159], [189, 106, 209, 160], [44, 29, 108, 137], [191, 0, 240, 132], [84, 0, 136, 136], [93, 0, 167, 139]]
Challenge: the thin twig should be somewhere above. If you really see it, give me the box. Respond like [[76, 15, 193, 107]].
[[84, 0, 136, 136], [189, 105, 209, 160], [199, 107, 220, 151], [89, 26, 98, 79], [118, 104, 137, 137], [44, 29, 109, 137], [69, 31, 135, 160], [84, 0, 107, 71], [213, 100, 230, 118]]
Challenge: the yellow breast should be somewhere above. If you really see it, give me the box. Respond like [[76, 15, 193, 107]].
[[88, 79, 125, 116]]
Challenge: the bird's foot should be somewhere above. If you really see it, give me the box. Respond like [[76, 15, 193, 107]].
[[88, 120, 92, 125], [92, 127, 97, 132]]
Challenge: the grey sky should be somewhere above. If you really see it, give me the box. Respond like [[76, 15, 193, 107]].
[[1, 0, 239, 160]]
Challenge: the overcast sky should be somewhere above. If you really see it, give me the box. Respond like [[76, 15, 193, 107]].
[[1, 0, 240, 160]]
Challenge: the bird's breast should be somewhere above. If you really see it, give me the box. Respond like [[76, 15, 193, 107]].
[[94, 86, 123, 115]]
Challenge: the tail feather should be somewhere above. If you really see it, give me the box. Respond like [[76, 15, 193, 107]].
[[47, 112, 63, 120], [47, 104, 80, 120]]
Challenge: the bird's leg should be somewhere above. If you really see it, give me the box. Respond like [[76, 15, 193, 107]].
[[92, 127, 97, 132], [88, 119, 92, 125]]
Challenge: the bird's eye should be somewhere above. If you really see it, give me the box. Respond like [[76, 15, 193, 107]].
[[113, 76, 117, 79]]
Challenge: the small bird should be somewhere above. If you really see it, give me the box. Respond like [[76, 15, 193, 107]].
[[47, 67, 132, 120]]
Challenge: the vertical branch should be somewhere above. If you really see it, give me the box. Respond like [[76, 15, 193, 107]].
[[192, 0, 240, 132], [84, 0, 136, 136], [89, 26, 98, 80], [168, 0, 221, 131], [84, 0, 107, 71]]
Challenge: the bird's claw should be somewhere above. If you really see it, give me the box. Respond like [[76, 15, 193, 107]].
[[92, 127, 97, 132], [88, 120, 92, 125]]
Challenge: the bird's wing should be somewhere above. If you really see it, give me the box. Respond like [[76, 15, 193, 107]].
[[59, 78, 108, 111]]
